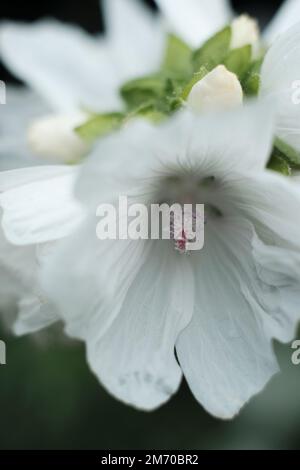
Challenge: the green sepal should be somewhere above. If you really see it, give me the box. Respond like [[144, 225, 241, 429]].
[[162, 78, 186, 111], [192, 26, 231, 72], [181, 66, 208, 101], [162, 34, 193, 78], [268, 151, 291, 176], [242, 58, 263, 96], [120, 75, 166, 110], [224, 45, 252, 80], [75, 113, 124, 142], [275, 138, 300, 166], [127, 101, 167, 124]]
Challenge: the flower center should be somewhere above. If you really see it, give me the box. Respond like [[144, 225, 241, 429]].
[[152, 172, 222, 254], [169, 206, 200, 254]]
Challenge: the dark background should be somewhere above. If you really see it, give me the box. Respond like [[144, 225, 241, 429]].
[[1, 0, 300, 451], [0, 0, 285, 83]]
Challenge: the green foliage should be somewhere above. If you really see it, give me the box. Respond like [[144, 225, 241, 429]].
[[75, 113, 124, 142], [121, 74, 185, 116], [75, 30, 267, 146], [162, 34, 193, 78], [224, 45, 252, 80], [193, 26, 231, 71], [268, 151, 291, 176], [127, 101, 167, 124], [181, 67, 208, 101], [242, 58, 263, 96], [119, 33, 196, 117], [275, 138, 300, 166], [120, 75, 166, 110]]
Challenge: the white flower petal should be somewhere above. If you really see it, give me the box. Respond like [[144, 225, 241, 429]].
[[41, 219, 151, 341], [0, 20, 120, 112], [264, 0, 300, 43], [0, 165, 71, 191], [77, 102, 275, 208], [86, 241, 194, 410], [165, 101, 274, 174], [231, 15, 260, 51], [251, 234, 300, 343], [0, 224, 58, 333], [193, 100, 275, 173], [42, 215, 195, 409], [260, 22, 300, 152], [27, 112, 89, 163], [0, 87, 50, 171], [155, 0, 232, 47], [76, 119, 162, 207], [0, 166, 85, 245], [103, 0, 164, 80], [187, 65, 243, 112], [227, 170, 300, 248], [224, 172, 300, 339], [0, 224, 35, 304], [13, 294, 59, 336], [177, 217, 279, 419]]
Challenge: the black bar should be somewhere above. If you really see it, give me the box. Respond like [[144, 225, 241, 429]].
[[0, 450, 299, 466]]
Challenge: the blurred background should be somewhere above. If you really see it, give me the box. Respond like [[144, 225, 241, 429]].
[[0, 0, 286, 83], [1, 0, 300, 451]]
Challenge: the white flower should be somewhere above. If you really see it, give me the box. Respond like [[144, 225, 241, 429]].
[[0, 88, 54, 314], [0, 165, 85, 332], [27, 113, 89, 164], [0, 0, 164, 162], [1, 0, 300, 419], [155, 0, 300, 46], [5, 102, 299, 418], [0, 87, 50, 171], [230, 14, 260, 55], [0, 166, 85, 245], [0, 228, 59, 335], [0, 0, 163, 112], [0, 0, 164, 313], [187, 65, 243, 112], [260, 22, 300, 154], [264, 0, 300, 43], [155, 0, 233, 47]]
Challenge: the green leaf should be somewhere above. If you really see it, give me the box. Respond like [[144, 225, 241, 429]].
[[268, 152, 291, 176], [193, 26, 231, 71], [224, 45, 252, 80], [162, 34, 193, 77], [120, 75, 166, 109], [275, 137, 300, 166], [127, 102, 167, 124], [161, 78, 185, 112], [181, 66, 208, 100], [75, 113, 124, 142], [242, 58, 263, 96]]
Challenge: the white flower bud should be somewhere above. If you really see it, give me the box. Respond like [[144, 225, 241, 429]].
[[27, 113, 89, 163], [231, 14, 260, 56], [187, 65, 243, 113]]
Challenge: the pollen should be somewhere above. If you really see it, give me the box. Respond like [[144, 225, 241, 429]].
[[170, 206, 201, 255], [174, 229, 188, 254]]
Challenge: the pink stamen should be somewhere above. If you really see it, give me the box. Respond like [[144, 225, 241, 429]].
[[175, 229, 188, 254]]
